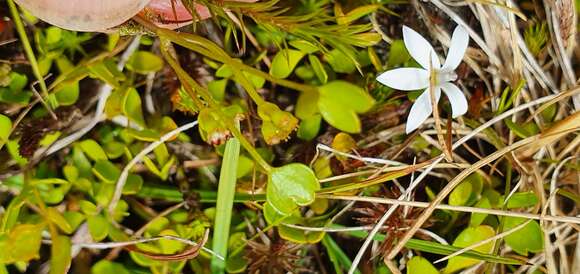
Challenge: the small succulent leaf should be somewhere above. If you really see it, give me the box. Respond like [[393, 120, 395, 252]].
[[79, 139, 108, 161], [297, 115, 321, 141], [270, 49, 305, 79], [469, 197, 491, 227], [54, 81, 79, 106], [0, 224, 43, 264], [126, 51, 164, 74], [503, 217, 543, 256], [407, 256, 438, 274], [0, 114, 12, 142], [295, 91, 320, 119], [263, 201, 290, 225], [50, 235, 72, 274], [325, 49, 356, 73], [504, 192, 538, 209], [208, 79, 228, 101], [446, 225, 495, 273], [318, 97, 361, 133], [91, 260, 130, 274], [92, 160, 121, 184], [318, 81, 374, 133], [87, 215, 109, 242], [122, 87, 146, 127]]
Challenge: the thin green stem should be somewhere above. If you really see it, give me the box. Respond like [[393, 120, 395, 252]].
[[7, 0, 53, 108]]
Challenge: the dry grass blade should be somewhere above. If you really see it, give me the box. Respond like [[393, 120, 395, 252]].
[[320, 195, 580, 224]]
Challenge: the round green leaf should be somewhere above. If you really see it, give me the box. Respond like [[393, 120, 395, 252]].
[[80, 200, 98, 216], [504, 192, 539, 209], [50, 235, 72, 274], [325, 49, 355, 73], [236, 156, 255, 179], [407, 256, 438, 274], [270, 49, 305, 79], [122, 88, 146, 127], [208, 79, 228, 101], [63, 211, 86, 231], [317, 81, 375, 133], [91, 260, 130, 274], [226, 255, 248, 273], [469, 197, 491, 227], [126, 51, 164, 74], [319, 81, 375, 113], [79, 140, 108, 161], [449, 173, 483, 206], [87, 215, 109, 242], [297, 115, 322, 141], [318, 96, 361, 133], [295, 90, 319, 119], [104, 141, 125, 159], [54, 81, 79, 106], [92, 160, 121, 184], [449, 181, 472, 206], [279, 223, 325, 244], [267, 163, 320, 215], [263, 201, 290, 225], [446, 225, 495, 273], [0, 224, 43, 264], [158, 230, 184, 254], [123, 174, 143, 194], [503, 217, 543, 256], [0, 114, 12, 142]]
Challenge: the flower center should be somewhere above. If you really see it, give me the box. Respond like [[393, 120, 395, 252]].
[[430, 69, 457, 86]]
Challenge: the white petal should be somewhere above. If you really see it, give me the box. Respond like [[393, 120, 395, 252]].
[[406, 87, 441, 133], [442, 25, 469, 71], [402, 25, 441, 70], [376, 68, 429, 91], [440, 83, 468, 118]]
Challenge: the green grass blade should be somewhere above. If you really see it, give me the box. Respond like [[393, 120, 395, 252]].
[[322, 235, 361, 274], [211, 137, 241, 273]]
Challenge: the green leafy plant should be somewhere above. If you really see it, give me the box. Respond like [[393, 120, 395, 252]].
[[0, 1, 574, 273]]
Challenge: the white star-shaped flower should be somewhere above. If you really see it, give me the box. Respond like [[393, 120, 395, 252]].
[[377, 25, 470, 133]]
